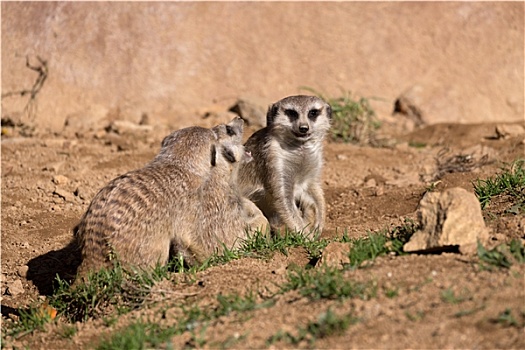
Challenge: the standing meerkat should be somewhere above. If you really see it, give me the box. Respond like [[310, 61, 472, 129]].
[[237, 95, 332, 236], [72, 117, 266, 285]]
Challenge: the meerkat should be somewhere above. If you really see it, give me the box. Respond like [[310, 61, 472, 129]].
[[73, 117, 267, 285], [172, 117, 269, 266], [72, 125, 216, 285], [237, 95, 332, 237]]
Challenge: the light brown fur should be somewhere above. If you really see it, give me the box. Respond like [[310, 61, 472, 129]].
[[73, 117, 267, 285], [237, 95, 332, 237], [171, 117, 269, 266]]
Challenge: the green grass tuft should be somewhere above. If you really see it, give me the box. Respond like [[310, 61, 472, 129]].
[[341, 218, 418, 268], [477, 239, 524, 270], [50, 261, 172, 322], [474, 159, 525, 210], [267, 308, 357, 346], [280, 265, 375, 301], [96, 321, 177, 350]]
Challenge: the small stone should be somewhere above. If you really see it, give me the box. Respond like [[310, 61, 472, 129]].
[[316, 242, 351, 268], [495, 124, 525, 139], [6, 280, 24, 296], [336, 154, 348, 161], [53, 188, 74, 202], [365, 178, 377, 188], [74, 186, 89, 200], [52, 175, 69, 185], [17, 265, 29, 278], [374, 186, 385, 196], [43, 161, 64, 173], [107, 120, 153, 135]]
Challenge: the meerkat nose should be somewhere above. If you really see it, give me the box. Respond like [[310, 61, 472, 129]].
[[298, 125, 309, 134]]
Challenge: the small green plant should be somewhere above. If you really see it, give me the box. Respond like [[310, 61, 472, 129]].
[[197, 229, 329, 272], [474, 159, 525, 210], [477, 239, 525, 270], [268, 308, 356, 346], [408, 141, 427, 149], [384, 287, 399, 299], [280, 265, 375, 301], [300, 87, 380, 145], [50, 261, 173, 322], [4, 304, 56, 338], [453, 305, 485, 318], [339, 218, 417, 269], [96, 320, 177, 350], [58, 324, 77, 339], [405, 310, 425, 322], [493, 308, 520, 328], [440, 288, 470, 304]]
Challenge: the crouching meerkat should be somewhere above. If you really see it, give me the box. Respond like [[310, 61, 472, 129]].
[[237, 95, 332, 237], [173, 117, 269, 266], [72, 117, 267, 285]]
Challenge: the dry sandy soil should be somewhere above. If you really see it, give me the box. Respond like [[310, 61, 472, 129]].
[[1, 110, 524, 349]]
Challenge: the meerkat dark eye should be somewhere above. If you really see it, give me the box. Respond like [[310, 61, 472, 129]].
[[284, 109, 299, 121], [210, 145, 217, 167], [222, 147, 237, 163], [226, 125, 236, 137], [308, 109, 320, 121]]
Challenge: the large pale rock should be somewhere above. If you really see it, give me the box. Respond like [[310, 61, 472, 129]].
[[404, 187, 488, 254]]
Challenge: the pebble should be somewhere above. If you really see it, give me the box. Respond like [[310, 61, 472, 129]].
[[6, 279, 24, 296], [53, 188, 74, 202], [17, 265, 29, 278], [43, 161, 64, 173], [52, 174, 69, 185]]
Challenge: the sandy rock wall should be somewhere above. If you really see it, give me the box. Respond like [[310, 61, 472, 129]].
[[2, 2, 523, 133]]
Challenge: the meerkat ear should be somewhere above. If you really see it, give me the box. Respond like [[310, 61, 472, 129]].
[[161, 133, 172, 148], [325, 104, 333, 119], [222, 147, 237, 163], [266, 104, 279, 126], [210, 144, 217, 167]]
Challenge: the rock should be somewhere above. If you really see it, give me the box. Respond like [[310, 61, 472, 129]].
[[393, 85, 426, 126], [43, 161, 65, 173], [404, 187, 488, 254], [17, 265, 29, 278], [495, 124, 525, 139], [316, 242, 351, 268], [74, 186, 91, 200], [460, 144, 498, 163], [6, 279, 24, 296], [53, 187, 75, 202], [107, 120, 153, 135], [52, 174, 69, 185], [229, 97, 268, 129]]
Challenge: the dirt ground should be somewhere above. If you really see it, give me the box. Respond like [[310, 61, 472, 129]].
[[1, 112, 524, 348]]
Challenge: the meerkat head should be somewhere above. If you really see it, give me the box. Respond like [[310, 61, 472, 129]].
[[211, 117, 252, 177], [266, 95, 332, 143], [212, 116, 252, 163], [156, 126, 217, 176]]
